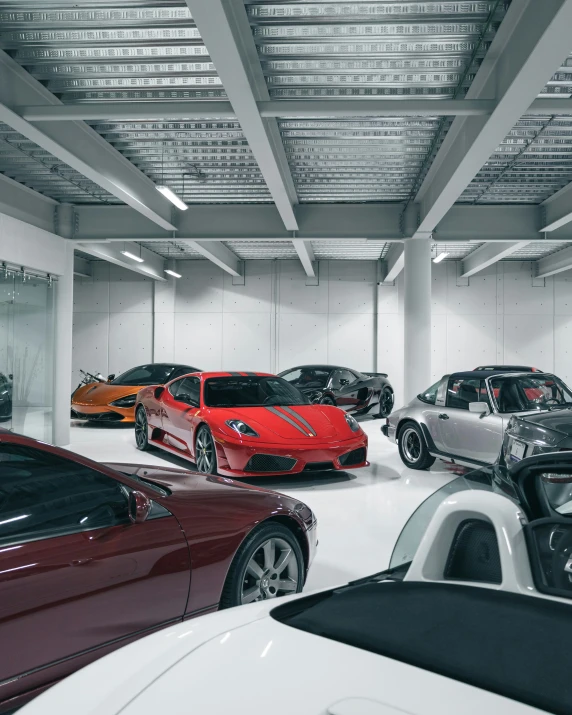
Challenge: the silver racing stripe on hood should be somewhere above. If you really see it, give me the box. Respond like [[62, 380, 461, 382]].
[[264, 406, 315, 437], [280, 406, 317, 436]]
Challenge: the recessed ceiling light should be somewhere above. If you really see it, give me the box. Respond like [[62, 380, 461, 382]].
[[165, 269, 182, 278], [121, 251, 144, 263], [156, 185, 188, 211], [433, 252, 449, 264]]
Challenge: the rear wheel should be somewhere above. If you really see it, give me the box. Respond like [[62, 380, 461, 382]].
[[220, 522, 305, 609], [320, 395, 336, 406], [195, 424, 217, 474], [135, 407, 151, 451], [398, 422, 435, 471], [378, 387, 394, 418]]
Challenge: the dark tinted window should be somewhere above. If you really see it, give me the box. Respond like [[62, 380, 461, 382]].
[[204, 376, 309, 407], [111, 364, 183, 386], [418, 380, 441, 405], [280, 368, 331, 389], [0, 444, 130, 546], [491, 375, 572, 413], [173, 377, 200, 407], [447, 378, 489, 410], [331, 370, 355, 389]]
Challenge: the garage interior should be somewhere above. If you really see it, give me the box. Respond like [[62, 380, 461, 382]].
[[3, 0, 572, 627]]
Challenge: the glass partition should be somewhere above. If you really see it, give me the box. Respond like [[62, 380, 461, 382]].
[[0, 268, 55, 441]]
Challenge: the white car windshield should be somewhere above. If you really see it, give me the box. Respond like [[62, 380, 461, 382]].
[[490, 374, 572, 413]]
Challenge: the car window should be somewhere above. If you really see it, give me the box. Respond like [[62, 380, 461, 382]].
[[418, 379, 441, 405], [280, 368, 331, 389], [491, 374, 572, 413], [174, 377, 200, 407], [111, 364, 179, 386], [170, 366, 197, 380], [446, 378, 489, 410], [0, 444, 130, 547], [331, 370, 355, 389], [204, 376, 309, 407]]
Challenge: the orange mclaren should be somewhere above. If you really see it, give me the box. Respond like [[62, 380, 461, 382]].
[[71, 363, 199, 423]]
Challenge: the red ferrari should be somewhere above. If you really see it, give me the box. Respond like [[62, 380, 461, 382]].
[[135, 371, 368, 476], [0, 429, 317, 713]]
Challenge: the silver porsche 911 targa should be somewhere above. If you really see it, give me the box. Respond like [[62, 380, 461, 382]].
[[382, 370, 572, 470]]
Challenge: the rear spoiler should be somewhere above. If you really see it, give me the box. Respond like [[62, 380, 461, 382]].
[[364, 372, 388, 378]]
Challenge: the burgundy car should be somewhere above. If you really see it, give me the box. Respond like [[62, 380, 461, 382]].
[[0, 430, 317, 713]]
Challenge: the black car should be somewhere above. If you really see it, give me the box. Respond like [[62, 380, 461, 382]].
[[278, 364, 393, 417], [476, 364, 542, 372], [0, 372, 12, 422], [503, 406, 572, 465]]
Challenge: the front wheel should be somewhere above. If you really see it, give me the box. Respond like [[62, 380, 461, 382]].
[[398, 422, 435, 471], [195, 424, 217, 474], [220, 522, 305, 608], [135, 407, 152, 451], [377, 387, 394, 418]]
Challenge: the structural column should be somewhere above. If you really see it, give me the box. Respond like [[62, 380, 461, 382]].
[[153, 259, 177, 362], [403, 238, 432, 403], [53, 204, 74, 446]]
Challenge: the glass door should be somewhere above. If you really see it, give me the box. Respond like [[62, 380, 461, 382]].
[[0, 271, 14, 431], [11, 273, 55, 441]]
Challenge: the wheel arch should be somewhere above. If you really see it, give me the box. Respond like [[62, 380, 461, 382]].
[[397, 418, 436, 453]]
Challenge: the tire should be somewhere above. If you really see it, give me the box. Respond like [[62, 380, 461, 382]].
[[220, 522, 305, 609], [195, 424, 218, 474], [135, 406, 152, 451], [398, 421, 435, 471], [320, 395, 336, 406], [377, 387, 394, 419]]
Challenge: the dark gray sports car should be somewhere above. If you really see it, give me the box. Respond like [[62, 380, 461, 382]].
[[278, 364, 393, 418], [0, 372, 12, 422], [503, 408, 572, 465]]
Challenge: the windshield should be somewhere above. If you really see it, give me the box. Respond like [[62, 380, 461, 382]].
[[490, 374, 572, 413], [279, 367, 331, 390], [389, 470, 497, 570], [111, 364, 184, 386], [204, 376, 310, 408]]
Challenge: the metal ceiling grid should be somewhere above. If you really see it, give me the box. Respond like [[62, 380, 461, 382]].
[[459, 113, 572, 204], [246, 0, 506, 203], [433, 242, 482, 260], [0, 121, 119, 202], [505, 242, 572, 261], [222, 240, 298, 260], [311, 239, 389, 260], [138, 239, 202, 258], [0, 1, 273, 204]]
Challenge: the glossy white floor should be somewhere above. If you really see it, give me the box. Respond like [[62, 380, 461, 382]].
[[66, 419, 456, 592]]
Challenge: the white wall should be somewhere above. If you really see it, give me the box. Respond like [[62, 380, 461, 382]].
[[75, 257, 572, 413], [73, 262, 154, 386], [74, 259, 378, 378]]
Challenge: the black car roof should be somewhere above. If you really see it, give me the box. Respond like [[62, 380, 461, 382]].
[[449, 370, 549, 380], [282, 365, 351, 372]]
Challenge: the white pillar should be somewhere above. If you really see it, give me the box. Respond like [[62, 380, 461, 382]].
[[403, 238, 431, 403], [53, 206, 74, 446]]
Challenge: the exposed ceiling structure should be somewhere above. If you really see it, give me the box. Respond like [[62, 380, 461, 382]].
[[2, 0, 572, 279]]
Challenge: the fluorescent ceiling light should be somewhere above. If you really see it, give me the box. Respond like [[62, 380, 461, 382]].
[[165, 269, 182, 278], [121, 250, 144, 263], [433, 252, 449, 264], [156, 185, 188, 211]]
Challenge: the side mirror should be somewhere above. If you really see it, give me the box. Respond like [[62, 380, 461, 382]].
[[469, 402, 490, 416], [154, 386, 165, 400], [107, 374, 115, 381], [128, 490, 151, 524]]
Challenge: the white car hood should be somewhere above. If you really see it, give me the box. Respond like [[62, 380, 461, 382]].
[[23, 594, 537, 715]]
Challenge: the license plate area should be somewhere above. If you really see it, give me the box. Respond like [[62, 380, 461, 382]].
[[509, 438, 527, 463]]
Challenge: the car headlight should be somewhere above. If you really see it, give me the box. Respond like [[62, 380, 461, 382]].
[[345, 414, 360, 432], [225, 419, 259, 437], [110, 394, 138, 408]]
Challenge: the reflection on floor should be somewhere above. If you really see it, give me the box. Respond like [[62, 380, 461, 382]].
[[67, 418, 456, 592]]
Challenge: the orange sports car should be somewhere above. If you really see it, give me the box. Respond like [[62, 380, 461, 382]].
[[71, 363, 199, 423]]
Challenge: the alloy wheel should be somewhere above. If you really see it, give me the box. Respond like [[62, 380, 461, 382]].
[[195, 428, 215, 473], [380, 389, 394, 417], [240, 537, 299, 604], [135, 409, 147, 449], [402, 427, 421, 463]]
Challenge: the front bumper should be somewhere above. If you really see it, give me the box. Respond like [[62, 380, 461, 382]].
[[213, 433, 368, 477], [71, 404, 135, 423]]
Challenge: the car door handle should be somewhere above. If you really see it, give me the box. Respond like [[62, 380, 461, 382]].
[[438, 413, 449, 420]]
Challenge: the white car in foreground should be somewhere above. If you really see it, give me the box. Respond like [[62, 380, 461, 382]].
[[20, 455, 572, 715]]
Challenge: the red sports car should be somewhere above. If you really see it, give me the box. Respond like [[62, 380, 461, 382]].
[[0, 429, 317, 714], [135, 371, 368, 476]]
